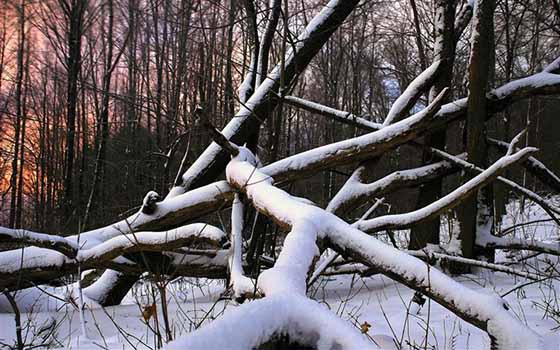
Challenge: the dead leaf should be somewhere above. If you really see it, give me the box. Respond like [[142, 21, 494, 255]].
[[142, 303, 157, 322], [360, 321, 371, 334]]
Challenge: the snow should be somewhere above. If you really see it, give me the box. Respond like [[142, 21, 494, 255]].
[[166, 294, 373, 350], [225, 147, 545, 349], [326, 222, 543, 350], [258, 221, 320, 296], [238, 53, 257, 103], [327, 159, 457, 215], [83, 270, 124, 305], [1, 261, 556, 349], [0, 224, 224, 277], [0, 227, 78, 257], [1, 199, 559, 350], [544, 56, 560, 73]]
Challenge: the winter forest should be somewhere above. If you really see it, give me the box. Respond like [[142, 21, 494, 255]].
[[0, 0, 560, 348]]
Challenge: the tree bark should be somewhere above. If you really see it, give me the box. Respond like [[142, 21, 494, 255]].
[[409, 0, 457, 250], [459, 0, 496, 262]]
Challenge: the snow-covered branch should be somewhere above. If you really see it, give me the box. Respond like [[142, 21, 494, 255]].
[[0, 227, 78, 258], [76, 224, 226, 266], [283, 95, 383, 130], [355, 147, 536, 233], [428, 147, 560, 224], [286, 63, 560, 135], [487, 137, 560, 193], [105, 64, 560, 237], [405, 249, 543, 280], [477, 234, 560, 257], [326, 225, 542, 349], [263, 88, 449, 183], [327, 157, 460, 217], [384, 60, 443, 125]]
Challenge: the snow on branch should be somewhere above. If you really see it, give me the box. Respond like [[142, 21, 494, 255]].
[[229, 194, 255, 300], [43, 59, 560, 274], [76, 224, 226, 265], [263, 88, 449, 183], [0, 227, 78, 258], [405, 249, 543, 281], [384, 60, 443, 126], [327, 157, 460, 217], [544, 56, 560, 74], [286, 61, 560, 135], [326, 224, 542, 350], [284, 95, 383, 130], [477, 234, 560, 257], [355, 146, 536, 233], [0, 224, 226, 291], [167, 147, 373, 349]]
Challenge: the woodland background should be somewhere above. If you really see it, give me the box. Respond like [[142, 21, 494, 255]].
[[0, 0, 559, 235]]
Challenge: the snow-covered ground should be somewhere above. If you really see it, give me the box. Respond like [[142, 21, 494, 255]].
[[0, 199, 558, 349]]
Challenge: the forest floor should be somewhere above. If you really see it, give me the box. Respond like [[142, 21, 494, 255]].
[[0, 200, 559, 350]]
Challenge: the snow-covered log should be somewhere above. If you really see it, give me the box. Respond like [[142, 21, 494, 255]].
[[222, 146, 542, 350], [0, 224, 226, 291], [477, 234, 560, 257]]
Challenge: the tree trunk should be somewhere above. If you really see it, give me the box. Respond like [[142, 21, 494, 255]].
[[458, 0, 496, 263], [63, 0, 86, 221], [409, 0, 456, 250]]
